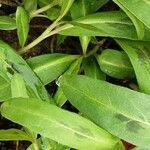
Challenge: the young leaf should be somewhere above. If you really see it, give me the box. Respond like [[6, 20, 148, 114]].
[[114, 0, 145, 40], [1, 98, 122, 150], [96, 49, 135, 79], [59, 75, 150, 148], [0, 40, 50, 101], [116, 39, 150, 94], [0, 16, 16, 30], [54, 57, 82, 107], [82, 56, 106, 80], [16, 7, 29, 47], [113, 0, 150, 29], [0, 129, 32, 141], [27, 54, 79, 85], [58, 11, 150, 41], [23, 0, 37, 13], [11, 73, 28, 98]]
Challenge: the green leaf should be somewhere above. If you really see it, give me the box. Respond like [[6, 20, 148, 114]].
[[96, 49, 135, 79], [59, 75, 150, 148], [27, 137, 70, 150], [0, 72, 11, 101], [0, 129, 32, 141], [58, 11, 150, 41], [114, 0, 145, 40], [11, 73, 28, 98], [113, 0, 150, 29], [70, 0, 109, 19], [82, 56, 106, 80], [1, 98, 122, 150], [58, 0, 74, 20], [54, 57, 82, 107], [116, 39, 150, 94], [0, 40, 50, 101], [16, 6, 29, 47], [27, 53, 79, 85], [79, 36, 91, 55], [23, 0, 37, 13], [0, 16, 16, 30]]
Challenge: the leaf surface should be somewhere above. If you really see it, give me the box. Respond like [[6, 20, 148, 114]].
[[0, 16, 16, 30], [1, 98, 121, 150], [0, 129, 32, 141], [116, 40, 150, 94], [59, 75, 150, 148], [16, 7, 29, 47], [27, 54, 78, 85], [58, 11, 150, 41], [113, 0, 150, 29]]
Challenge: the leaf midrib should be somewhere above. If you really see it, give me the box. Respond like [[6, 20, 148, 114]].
[[63, 81, 150, 127]]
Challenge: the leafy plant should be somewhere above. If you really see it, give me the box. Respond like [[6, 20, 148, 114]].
[[0, 0, 150, 149]]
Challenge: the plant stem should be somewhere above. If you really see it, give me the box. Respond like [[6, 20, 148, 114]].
[[85, 38, 107, 58], [33, 141, 39, 150], [31, 2, 57, 17], [19, 21, 63, 54]]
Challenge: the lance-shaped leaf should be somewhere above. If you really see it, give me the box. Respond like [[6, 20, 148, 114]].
[[58, 11, 150, 41], [1, 98, 123, 150], [59, 75, 150, 148], [114, 0, 145, 40], [27, 54, 79, 85], [16, 7, 29, 47], [27, 137, 70, 150], [96, 49, 135, 79], [113, 0, 150, 29], [0, 129, 32, 141], [116, 39, 150, 94], [0, 16, 16, 30], [0, 40, 49, 101]]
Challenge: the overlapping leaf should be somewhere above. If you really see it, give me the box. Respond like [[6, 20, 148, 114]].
[[0, 16, 16, 30], [113, 0, 150, 29], [0, 40, 49, 101], [58, 11, 150, 41], [27, 53, 79, 85], [116, 39, 150, 94], [59, 75, 150, 148], [1, 98, 122, 150]]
